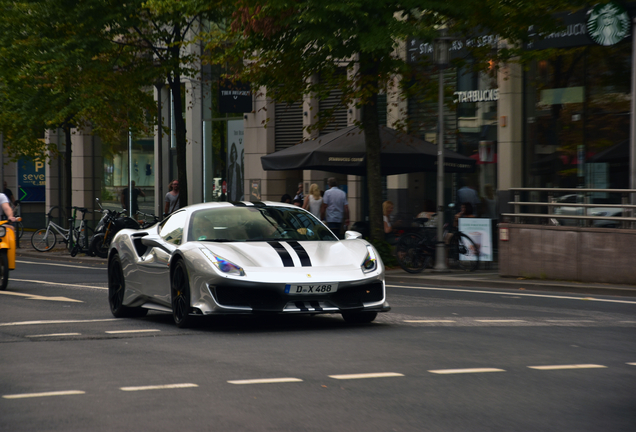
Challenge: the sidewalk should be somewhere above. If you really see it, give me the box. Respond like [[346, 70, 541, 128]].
[[385, 262, 636, 298], [15, 244, 636, 298]]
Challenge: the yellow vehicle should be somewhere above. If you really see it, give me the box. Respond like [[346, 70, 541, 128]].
[[0, 218, 20, 291]]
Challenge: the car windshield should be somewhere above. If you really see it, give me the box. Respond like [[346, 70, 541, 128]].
[[187, 206, 338, 242]]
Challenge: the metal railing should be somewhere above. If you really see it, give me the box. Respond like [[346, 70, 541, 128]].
[[501, 188, 636, 228]]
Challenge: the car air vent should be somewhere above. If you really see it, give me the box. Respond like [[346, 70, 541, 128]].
[[131, 232, 149, 238]]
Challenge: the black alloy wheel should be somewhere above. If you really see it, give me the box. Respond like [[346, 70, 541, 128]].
[[171, 259, 194, 328]]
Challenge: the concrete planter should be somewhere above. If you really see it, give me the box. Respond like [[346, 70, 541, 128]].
[[499, 223, 636, 285]]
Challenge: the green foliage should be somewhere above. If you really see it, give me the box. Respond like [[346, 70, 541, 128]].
[[370, 238, 397, 269]]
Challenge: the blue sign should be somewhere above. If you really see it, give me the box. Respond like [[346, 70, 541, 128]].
[[18, 158, 46, 202]]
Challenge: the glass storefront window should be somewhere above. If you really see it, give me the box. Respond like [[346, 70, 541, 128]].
[[524, 43, 631, 196]]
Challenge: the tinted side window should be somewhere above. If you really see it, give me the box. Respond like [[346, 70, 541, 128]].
[[159, 211, 187, 245]]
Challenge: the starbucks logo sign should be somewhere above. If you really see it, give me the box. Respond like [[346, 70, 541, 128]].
[[587, 2, 630, 46]]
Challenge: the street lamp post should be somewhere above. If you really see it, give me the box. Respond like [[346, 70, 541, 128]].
[[433, 29, 451, 272]]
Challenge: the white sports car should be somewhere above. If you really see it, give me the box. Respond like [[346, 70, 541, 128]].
[[107, 201, 389, 327]]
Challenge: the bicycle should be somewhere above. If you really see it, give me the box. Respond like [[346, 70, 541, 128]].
[[396, 209, 479, 273], [31, 206, 93, 256]]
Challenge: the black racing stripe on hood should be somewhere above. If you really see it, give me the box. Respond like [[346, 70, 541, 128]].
[[267, 241, 294, 267], [286, 241, 312, 267]]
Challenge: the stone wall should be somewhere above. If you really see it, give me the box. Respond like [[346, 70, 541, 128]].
[[499, 223, 636, 285]]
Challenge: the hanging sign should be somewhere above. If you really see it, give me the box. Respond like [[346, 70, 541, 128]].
[[219, 80, 252, 113]]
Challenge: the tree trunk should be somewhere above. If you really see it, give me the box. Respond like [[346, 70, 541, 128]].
[[169, 76, 188, 210], [359, 55, 383, 243]]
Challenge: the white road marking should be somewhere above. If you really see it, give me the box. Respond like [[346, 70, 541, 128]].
[[0, 290, 83, 303], [0, 319, 118, 327], [428, 368, 506, 374], [528, 364, 607, 370], [120, 383, 198, 392], [627, 363, 636, 366], [11, 278, 106, 290], [475, 319, 527, 323], [17, 260, 105, 270], [404, 320, 456, 323], [228, 378, 303, 385], [3, 390, 85, 399], [545, 320, 595, 323], [26, 333, 81, 338], [105, 329, 160, 334], [387, 284, 636, 304], [328, 372, 404, 380]]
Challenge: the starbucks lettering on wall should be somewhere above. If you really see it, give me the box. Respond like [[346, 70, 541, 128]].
[[587, 2, 630, 46]]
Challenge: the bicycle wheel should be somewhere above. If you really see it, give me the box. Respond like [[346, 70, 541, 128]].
[[31, 228, 57, 252], [17, 222, 24, 239], [448, 232, 479, 271], [77, 226, 94, 252], [396, 232, 430, 274]]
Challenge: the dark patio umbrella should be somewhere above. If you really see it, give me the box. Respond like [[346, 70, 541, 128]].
[[261, 125, 476, 176]]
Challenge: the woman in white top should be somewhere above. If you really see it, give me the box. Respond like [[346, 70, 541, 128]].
[[303, 183, 323, 219]]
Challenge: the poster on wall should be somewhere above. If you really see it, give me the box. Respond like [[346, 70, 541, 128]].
[[18, 158, 46, 202], [458, 218, 492, 262], [226, 119, 244, 201]]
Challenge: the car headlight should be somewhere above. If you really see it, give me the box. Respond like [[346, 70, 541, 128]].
[[200, 249, 245, 276], [361, 245, 378, 273]]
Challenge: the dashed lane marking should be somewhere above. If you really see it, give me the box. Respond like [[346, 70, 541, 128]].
[[0, 319, 118, 327], [26, 333, 81, 338], [475, 319, 527, 323], [105, 329, 161, 334], [528, 364, 607, 370], [120, 383, 198, 392], [428, 368, 506, 374], [627, 363, 636, 366], [0, 290, 83, 302], [11, 278, 106, 290], [404, 320, 455, 323], [328, 372, 405, 380], [228, 378, 303, 385], [17, 260, 105, 270], [545, 320, 595, 323], [3, 390, 85, 399], [386, 285, 636, 304]]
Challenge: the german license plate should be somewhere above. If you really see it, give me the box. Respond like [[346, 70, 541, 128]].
[[284, 283, 338, 294]]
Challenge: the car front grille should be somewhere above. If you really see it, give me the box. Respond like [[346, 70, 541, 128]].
[[331, 281, 384, 308], [212, 285, 283, 309]]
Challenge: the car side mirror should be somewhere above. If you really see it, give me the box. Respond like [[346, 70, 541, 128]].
[[344, 230, 363, 240]]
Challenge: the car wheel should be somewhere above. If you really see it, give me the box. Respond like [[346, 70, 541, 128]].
[[341, 311, 377, 324], [108, 254, 148, 318], [171, 259, 194, 328], [0, 250, 8, 291]]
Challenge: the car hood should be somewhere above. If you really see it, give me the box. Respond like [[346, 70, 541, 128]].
[[199, 240, 371, 270]]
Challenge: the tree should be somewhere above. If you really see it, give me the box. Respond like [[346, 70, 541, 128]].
[[151, 0, 584, 241], [0, 0, 155, 220]]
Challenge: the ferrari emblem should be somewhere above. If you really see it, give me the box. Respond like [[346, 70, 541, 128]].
[[307, 274, 311, 278]]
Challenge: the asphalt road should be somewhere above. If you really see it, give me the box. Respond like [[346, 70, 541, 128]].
[[1, 258, 635, 432]]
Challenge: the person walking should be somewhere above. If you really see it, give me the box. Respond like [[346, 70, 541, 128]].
[[3, 181, 15, 209], [303, 183, 323, 219], [294, 182, 304, 201], [164, 179, 180, 217], [321, 178, 349, 238], [121, 180, 145, 217]]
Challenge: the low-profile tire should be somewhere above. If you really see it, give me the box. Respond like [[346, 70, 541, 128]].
[[341, 311, 378, 324], [31, 229, 56, 252], [108, 254, 148, 318], [171, 259, 195, 328], [0, 250, 8, 291], [90, 233, 109, 259]]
